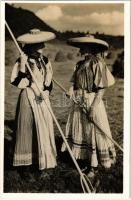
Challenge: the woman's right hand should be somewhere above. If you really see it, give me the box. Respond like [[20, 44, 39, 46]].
[[67, 86, 78, 103], [20, 52, 28, 72]]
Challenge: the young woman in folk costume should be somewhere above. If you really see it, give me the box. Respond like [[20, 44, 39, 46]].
[[11, 29, 57, 171], [61, 35, 116, 180]]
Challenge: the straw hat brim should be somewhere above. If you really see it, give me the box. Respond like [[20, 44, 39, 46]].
[[67, 37, 109, 52], [17, 31, 56, 44]]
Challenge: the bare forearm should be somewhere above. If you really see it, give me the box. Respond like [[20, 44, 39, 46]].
[[20, 53, 27, 73]]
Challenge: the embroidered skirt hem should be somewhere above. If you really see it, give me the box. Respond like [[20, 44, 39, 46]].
[[61, 91, 116, 169]]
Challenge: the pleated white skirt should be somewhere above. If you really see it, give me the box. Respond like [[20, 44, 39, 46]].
[[13, 88, 57, 170], [61, 90, 116, 168]]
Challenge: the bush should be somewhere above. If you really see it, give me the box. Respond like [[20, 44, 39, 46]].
[[112, 51, 124, 78], [67, 52, 74, 60], [54, 51, 67, 62]]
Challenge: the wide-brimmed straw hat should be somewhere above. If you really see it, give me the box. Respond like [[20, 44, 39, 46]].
[[67, 34, 109, 52], [17, 29, 56, 44]]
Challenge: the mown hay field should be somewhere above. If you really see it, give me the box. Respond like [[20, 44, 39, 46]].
[[4, 40, 123, 193]]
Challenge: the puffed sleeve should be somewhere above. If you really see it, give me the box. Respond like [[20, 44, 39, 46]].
[[92, 57, 115, 88], [44, 60, 53, 87], [11, 60, 30, 89]]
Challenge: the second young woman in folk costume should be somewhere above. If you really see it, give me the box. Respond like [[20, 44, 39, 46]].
[[11, 29, 57, 171], [61, 35, 116, 178]]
